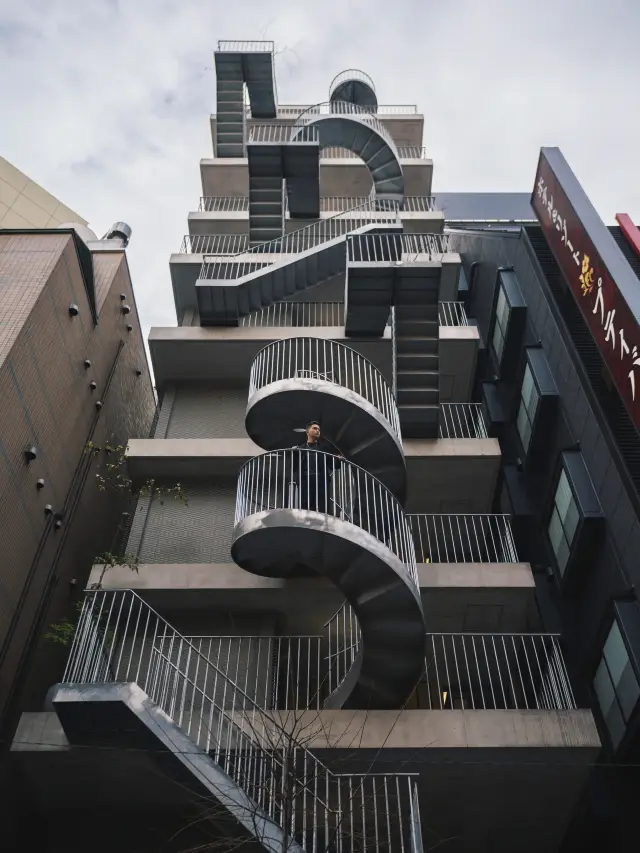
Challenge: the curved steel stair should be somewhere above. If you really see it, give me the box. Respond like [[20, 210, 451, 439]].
[[245, 337, 406, 500], [197, 198, 401, 325], [232, 450, 426, 709], [329, 69, 377, 111], [214, 41, 277, 158], [293, 101, 404, 205]]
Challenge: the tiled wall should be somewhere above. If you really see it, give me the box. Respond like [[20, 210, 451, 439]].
[[0, 158, 86, 230]]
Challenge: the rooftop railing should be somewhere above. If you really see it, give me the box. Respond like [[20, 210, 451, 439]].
[[249, 337, 401, 439], [180, 234, 249, 254], [408, 514, 518, 563], [235, 450, 417, 584], [420, 633, 576, 710], [234, 104, 419, 117], [197, 195, 437, 213], [329, 69, 377, 98], [439, 403, 488, 439], [438, 301, 469, 327], [217, 39, 274, 52], [239, 301, 345, 327]]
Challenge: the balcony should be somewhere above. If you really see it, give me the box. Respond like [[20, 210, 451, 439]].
[[232, 449, 425, 708], [197, 194, 438, 212], [244, 337, 405, 498], [409, 513, 517, 563]]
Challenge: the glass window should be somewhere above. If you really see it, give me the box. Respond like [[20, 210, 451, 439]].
[[547, 469, 580, 575], [516, 364, 540, 452], [491, 285, 509, 363], [594, 621, 640, 750]]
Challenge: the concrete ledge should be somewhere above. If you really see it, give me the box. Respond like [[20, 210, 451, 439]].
[[418, 562, 534, 589], [12, 712, 70, 752]]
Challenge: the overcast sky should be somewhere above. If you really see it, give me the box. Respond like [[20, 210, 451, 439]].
[[1, 0, 638, 355]]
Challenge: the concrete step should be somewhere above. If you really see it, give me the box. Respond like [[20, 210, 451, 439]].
[[396, 354, 439, 372], [396, 336, 438, 355], [395, 304, 438, 321], [396, 369, 439, 389], [395, 288, 439, 306], [399, 404, 440, 439], [396, 320, 439, 337], [397, 388, 439, 406]]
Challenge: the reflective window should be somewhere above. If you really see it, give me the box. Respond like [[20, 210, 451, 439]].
[[516, 364, 540, 452], [594, 621, 640, 750], [547, 469, 580, 575], [491, 285, 509, 363]]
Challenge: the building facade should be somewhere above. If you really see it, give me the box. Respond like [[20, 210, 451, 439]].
[[16, 43, 640, 852], [0, 157, 87, 230], [0, 220, 156, 753]]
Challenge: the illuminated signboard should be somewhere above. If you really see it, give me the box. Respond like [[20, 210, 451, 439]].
[[531, 148, 640, 432]]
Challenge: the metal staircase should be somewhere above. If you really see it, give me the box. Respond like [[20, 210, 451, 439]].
[[293, 101, 404, 205], [214, 41, 277, 157], [197, 198, 402, 325], [329, 70, 377, 111], [53, 589, 423, 853]]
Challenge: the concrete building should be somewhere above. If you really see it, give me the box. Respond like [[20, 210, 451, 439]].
[[0, 214, 156, 751], [0, 157, 87, 230], [10, 45, 620, 853]]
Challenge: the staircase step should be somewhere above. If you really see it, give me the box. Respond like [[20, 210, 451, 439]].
[[397, 336, 438, 354], [399, 405, 440, 439], [395, 289, 439, 305], [397, 369, 439, 389], [396, 354, 439, 372], [395, 304, 438, 321], [396, 319, 439, 337], [397, 388, 439, 406]]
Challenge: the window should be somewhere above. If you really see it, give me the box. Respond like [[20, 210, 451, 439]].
[[516, 363, 540, 452], [547, 469, 580, 575], [491, 284, 509, 363], [594, 620, 640, 750]]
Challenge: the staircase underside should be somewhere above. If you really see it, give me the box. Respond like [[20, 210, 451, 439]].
[[215, 50, 276, 157], [231, 512, 426, 709]]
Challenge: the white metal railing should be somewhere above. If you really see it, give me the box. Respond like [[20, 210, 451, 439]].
[[64, 588, 422, 853], [238, 104, 419, 117], [319, 146, 427, 160], [239, 302, 345, 327], [438, 302, 469, 327], [249, 123, 319, 144], [234, 450, 418, 588], [198, 195, 437, 214], [420, 633, 576, 710], [439, 404, 488, 438], [391, 307, 398, 398], [217, 40, 274, 52], [325, 603, 362, 698], [294, 101, 399, 159], [180, 234, 249, 254], [348, 232, 451, 263], [329, 69, 377, 98], [409, 514, 518, 563], [200, 197, 400, 280], [249, 338, 401, 440]]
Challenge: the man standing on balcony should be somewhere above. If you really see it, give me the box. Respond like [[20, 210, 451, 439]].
[[293, 421, 344, 514]]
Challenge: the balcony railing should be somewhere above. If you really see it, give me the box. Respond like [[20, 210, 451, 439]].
[[235, 450, 417, 585], [320, 145, 427, 160], [217, 39, 274, 52], [249, 123, 319, 144], [235, 104, 419, 117], [239, 301, 346, 327], [408, 514, 518, 563], [419, 633, 576, 710], [348, 232, 451, 263], [439, 403, 488, 438], [249, 338, 401, 439], [180, 234, 249, 254], [198, 195, 437, 213], [438, 301, 469, 327], [63, 588, 422, 853]]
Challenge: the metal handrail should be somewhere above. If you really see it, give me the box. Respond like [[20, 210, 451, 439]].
[[325, 603, 362, 698], [293, 100, 399, 158], [200, 196, 400, 281], [409, 514, 518, 563], [439, 404, 488, 439], [348, 232, 451, 263], [420, 633, 576, 710], [234, 104, 419, 117], [391, 307, 398, 399], [217, 40, 274, 52], [234, 449, 418, 588], [248, 337, 402, 440], [249, 123, 319, 144], [197, 195, 437, 213], [438, 302, 469, 327], [329, 69, 377, 98], [180, 234, 249, 254], [64, 589, 422, 852], [239, 302, 345, 327]]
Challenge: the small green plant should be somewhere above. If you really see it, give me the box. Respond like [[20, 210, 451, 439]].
[[44, 600, 85, 647]]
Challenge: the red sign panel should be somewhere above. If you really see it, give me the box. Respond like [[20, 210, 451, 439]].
[[531, 150, 640, 431]]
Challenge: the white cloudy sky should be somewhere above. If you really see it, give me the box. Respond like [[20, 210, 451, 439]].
[[1, 0, 638, 356]]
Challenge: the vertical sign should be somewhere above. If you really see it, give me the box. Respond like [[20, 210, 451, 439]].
[[531, 148, 640, 432]]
